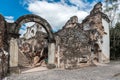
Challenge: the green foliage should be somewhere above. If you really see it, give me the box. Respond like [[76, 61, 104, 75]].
[[106, 0, 120, 60], [115, 22, 120, 29], [110, 22, 120, 60]]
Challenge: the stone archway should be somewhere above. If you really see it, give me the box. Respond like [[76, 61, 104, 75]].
[[14, 14, 54, 42], [10, 14, 56, 68]]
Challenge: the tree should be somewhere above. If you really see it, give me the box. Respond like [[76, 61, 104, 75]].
[[104, 0, 120, 59], [104, 0, 120, 28], [110, 22, 120, 59]]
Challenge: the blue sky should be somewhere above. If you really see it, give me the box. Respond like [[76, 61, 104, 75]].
[[0, 0, 30, 20], [0, 0, 103, 34], [0, 0, 102, 21]]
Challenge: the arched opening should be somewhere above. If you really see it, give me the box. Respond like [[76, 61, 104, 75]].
[[14, 14, 54, 42], [93, 43, 101, 62], [18, 22, 48, 67], [9, 14, 56, 72]]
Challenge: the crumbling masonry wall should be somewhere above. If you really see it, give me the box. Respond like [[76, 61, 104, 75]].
[[55, 2, 110, 68], [0, 2, 110, 71]]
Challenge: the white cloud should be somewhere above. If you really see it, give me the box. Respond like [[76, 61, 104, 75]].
[[23, 0, 100, 31], [5, 16, 14, 23], [24, 0, 90, 31], [69, 0, 89, 9]]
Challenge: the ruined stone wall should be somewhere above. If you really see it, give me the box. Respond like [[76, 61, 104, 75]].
[[0, 15, 6, 49], [18, 29, 48, 67], [55, 2, 110, 68], [55, 16, 91, 68], [0, 15, 9, 79], [23, 23, 43, 39], [0, 2, 110, 70]]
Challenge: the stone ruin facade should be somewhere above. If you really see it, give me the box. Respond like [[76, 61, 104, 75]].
[[0, 14, 56, 78], [17, 2, 110, 69], [55, 2, 110, 68], [0, 2, 110, 78]]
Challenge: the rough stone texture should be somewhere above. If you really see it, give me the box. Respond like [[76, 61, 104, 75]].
[[82, 2, 110, 63], [23, 23, 44, 39], [54, 2, 110, 68], [18, 30, 48, 67], [14, 14, 55, 42], [0, 14, 56, 79], [63, 16, 79, 29], [55, 27, 91, 68], [13, 14, 56, 66], [0, 14, 9, 79], [0, 18, 4, 48], [0, 50, 8, 79], [0, 2, 110, 73], [0, 14, 6, 50]]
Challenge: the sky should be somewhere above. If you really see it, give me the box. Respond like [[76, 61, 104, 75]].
[[0, 0, 104, 34]]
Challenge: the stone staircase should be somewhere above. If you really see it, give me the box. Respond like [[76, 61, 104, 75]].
[[18, 50, 30, 67]]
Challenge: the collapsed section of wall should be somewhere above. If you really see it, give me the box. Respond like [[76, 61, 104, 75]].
[[55, 2, 110, 68]]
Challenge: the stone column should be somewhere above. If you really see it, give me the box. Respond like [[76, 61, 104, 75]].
[[48, 43, 55, 64], [57, 45, 60, 68], [10, 38, 18, 67]]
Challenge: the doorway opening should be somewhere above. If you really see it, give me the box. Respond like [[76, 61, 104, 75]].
[[18, 22, 49, 72]]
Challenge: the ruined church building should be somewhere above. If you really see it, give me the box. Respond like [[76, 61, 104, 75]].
[[0, 2, 110, 70]]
